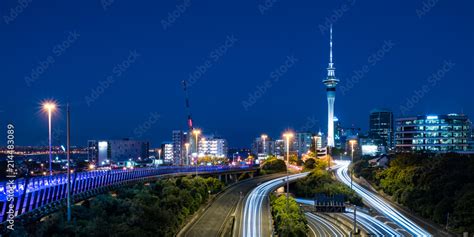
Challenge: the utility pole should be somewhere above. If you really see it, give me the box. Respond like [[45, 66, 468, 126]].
[[352, 205, 357, 236], [66, 103, 71, 223]]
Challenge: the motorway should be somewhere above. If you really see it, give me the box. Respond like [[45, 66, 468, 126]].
[[240, 172, 309, 237], [305, 212, 346, 237], [334, 160, 432, 237], [180, 173, 285, 237], [297, 198, 400, 237]]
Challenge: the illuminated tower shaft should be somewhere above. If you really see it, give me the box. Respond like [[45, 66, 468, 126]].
[[323, 26, 339, 148]]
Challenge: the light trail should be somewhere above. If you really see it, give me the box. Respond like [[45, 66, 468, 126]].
[[296, 198, 400, 237], [241, 172, 308, 237], [334, 160, 431, 237], [305, 212, 345, 237]]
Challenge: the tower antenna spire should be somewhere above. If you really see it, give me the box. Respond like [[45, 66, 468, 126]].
[[330, 24, 333, 65], [322, 25, 339, 149]]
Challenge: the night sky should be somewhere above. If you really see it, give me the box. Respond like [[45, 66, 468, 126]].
[[1, 0, 473, 148]]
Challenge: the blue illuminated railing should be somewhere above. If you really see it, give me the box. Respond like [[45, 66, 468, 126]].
[[0, 165, 252, 223]]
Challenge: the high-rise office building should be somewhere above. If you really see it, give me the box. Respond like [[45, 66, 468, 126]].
[[369, 109, 394, 149], [395, 114, 471, 152], [295, 132, 313, 158], [274, 139, 285, 158], [198, 135, 228, 158], [251, 136, 275, 159], [172, 130, 188, 165], [322, 26, 339, 148], [88, 139, 149, 166], [161, 142, 174, 163], [334, 116, 344, 149]]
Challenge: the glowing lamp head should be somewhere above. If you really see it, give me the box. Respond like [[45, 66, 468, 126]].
[[193, 129, 201, 136], [283, 132, 294, 139], [261, 134, 268, 140], [42, 102, 57, 112]]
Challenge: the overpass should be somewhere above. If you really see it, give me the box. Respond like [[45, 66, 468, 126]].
[[0, 165, 256, 226]]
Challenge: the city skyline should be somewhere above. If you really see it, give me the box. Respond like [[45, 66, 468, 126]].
[[1, 1, 473, 148]]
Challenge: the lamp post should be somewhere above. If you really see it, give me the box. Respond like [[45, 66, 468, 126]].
[[313, 136, 317, 158], [193, 129, 201, 176], [184, 143, 190, 166], [42, 101, 56, 176], [349, 139, 357, 190], [261, 134, 267, 158], [66, 103, 71, 222], [283, 132, 294, 212]]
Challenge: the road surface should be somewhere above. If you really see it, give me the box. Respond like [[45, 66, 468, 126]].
[[305, 212, 346, 237], [334, 160, 431, 237], [240, 172, 308, 237], [181, 173, 285, 237], [297, 198, 400, 237]]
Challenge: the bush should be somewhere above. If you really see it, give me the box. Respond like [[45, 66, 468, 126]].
[[270, 194, 308, 237], [23, 176, 224, 237], [261, 156, 287, 174], [353, 153, 474, 234], [294, 169, 362, 206]]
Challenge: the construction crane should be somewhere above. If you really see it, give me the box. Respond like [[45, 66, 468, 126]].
[[182, 80, 194, 131]]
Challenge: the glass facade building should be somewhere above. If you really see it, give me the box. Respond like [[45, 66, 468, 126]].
[[369, 108, 394, 149], [395, 114, 471, 152]]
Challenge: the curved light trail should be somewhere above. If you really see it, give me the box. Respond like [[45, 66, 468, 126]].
[[335, 160, 431, 237], [296, 198, 400, 237], [305, 212, 345, 237], [241, 172, 308, 237]]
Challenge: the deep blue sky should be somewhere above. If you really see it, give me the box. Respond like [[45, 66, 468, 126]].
[[1, 0, 473, 148]]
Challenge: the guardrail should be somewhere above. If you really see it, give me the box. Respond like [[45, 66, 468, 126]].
[[0, 165, 253, 224]]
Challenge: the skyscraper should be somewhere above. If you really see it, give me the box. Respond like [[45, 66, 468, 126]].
[[172, 130, 187, 165], [295, 132, 313, 158], [322, 26, 339, 148], [369, 109, 394, 149]]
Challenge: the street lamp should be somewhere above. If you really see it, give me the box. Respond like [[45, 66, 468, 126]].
[[313, 136, 319, 158], [283, 132, 294, 211], [42, 101, 56, 176], [261, 134, 268, 158], [184, 143, 190, 166], [193, 129, 201, 176], [349, 139, 357, 190]]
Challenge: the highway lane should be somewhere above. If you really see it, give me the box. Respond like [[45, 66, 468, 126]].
[[181, 174, 285, 237], [241, 172, 308, 237], [344, 208, 400, 237], [334, 160, 431, 237], [296, 198, 400, 237], [305, 212, 346, 237]]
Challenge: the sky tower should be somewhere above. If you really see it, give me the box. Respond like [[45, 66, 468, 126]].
[[322, 25, 339, 148]]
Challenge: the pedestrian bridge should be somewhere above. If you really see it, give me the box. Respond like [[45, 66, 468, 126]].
[[0, 165, 256, 225]]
